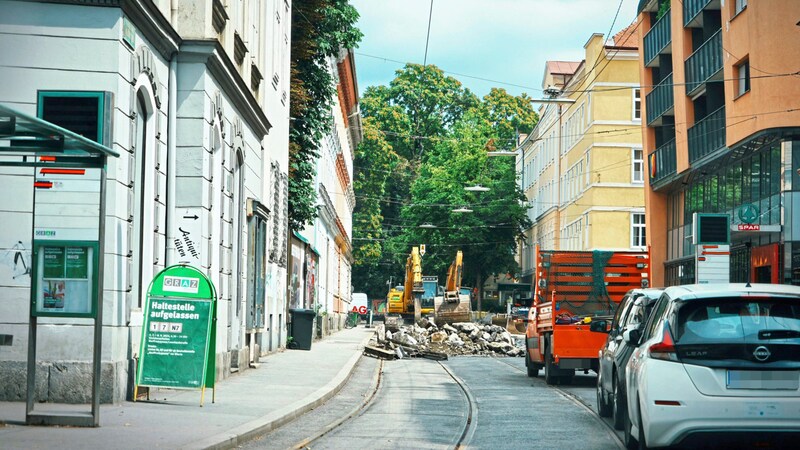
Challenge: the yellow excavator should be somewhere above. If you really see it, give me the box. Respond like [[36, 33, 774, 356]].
[[434, 250, 472, 324], [385, 246, 425, 328]]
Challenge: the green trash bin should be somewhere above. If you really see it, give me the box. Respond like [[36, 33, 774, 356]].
[[289, 308, 315, 350]]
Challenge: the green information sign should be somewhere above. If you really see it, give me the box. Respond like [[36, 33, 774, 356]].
[[65, 247, 89, 279], [136, 265, 217, 405], [43, 246, 65, 278], [138, 298, 212, 388]]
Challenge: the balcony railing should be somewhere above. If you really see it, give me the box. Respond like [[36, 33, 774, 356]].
[[683, 0, 713, 26], [646, 73, 674, 125], [649, 138, 677, 185], [685, 30, 722, 96], [644, 8, 671, 66], [688, 106, 726, 164]]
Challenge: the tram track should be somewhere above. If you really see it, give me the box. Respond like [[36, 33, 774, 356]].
[[290, 358, 478, 450], [290, 359, 385, 450]]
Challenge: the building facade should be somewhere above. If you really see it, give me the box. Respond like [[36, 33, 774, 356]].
[[637, 0, 800, 286], [294, 50, 360, 335], [518, 28, 645, 285], [0, 0, 291, 403]]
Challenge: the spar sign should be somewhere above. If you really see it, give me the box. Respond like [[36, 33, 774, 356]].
[[135, 265, 217, 406]]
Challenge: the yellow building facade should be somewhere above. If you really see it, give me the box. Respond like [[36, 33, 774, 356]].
[[518, 29, 645, 283]]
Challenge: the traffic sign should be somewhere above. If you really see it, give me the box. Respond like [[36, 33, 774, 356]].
[[419, 244, 426, 256]]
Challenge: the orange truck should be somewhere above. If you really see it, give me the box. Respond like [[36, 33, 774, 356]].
[[525, 245, 650, 385]]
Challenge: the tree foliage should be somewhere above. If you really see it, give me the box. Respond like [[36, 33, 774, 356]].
[[351, 64, 538, 300], [288, 0, 362, 231]]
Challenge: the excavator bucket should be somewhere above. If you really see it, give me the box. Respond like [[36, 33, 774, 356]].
[[433, 294, 471, 325]]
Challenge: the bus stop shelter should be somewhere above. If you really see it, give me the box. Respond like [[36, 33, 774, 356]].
[[0, 103, 118, 426]]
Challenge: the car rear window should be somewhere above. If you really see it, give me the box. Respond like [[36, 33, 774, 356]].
[[673, 297, 800, 366]]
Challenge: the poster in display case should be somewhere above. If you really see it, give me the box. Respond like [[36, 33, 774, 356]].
[[32, 240, 98, 318]]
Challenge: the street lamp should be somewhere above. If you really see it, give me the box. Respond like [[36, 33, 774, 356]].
[[487, 150, 519, 157], [419, 223, 436, 229], [464, 184, 490, 192], [452, 206, 473, 213]]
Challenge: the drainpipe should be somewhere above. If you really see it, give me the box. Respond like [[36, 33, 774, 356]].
[[166, 58, 178, 265]]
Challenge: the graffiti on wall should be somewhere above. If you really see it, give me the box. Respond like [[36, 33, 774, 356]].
[[2, 241, 31, 280]]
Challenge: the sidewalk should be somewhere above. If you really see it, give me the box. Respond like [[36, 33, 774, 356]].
[[0, 326, 374, 450]]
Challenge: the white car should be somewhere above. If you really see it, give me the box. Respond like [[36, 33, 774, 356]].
[[624, 283, 800, 449]]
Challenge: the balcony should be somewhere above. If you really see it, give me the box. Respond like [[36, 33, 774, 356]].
[[646, 73, 674, 125], [685, 30, 722, 96], [688, 106, 726, 164], [649, 138, 676, 185], [644, 8, 671, 67], [683, 0, 713, 27]]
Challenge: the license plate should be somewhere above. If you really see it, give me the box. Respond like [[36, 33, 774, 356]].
[[727, 370, 799, 390]]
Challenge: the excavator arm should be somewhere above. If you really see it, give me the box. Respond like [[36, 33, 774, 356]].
[[434, 250, 471, 324], [444, 250, 463, 302]]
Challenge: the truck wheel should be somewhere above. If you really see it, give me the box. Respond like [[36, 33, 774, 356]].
[[525, 351, 539, 377], [544, 347, 557, 385]]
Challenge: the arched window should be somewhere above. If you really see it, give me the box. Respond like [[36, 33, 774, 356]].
[[233, 149, 245, 316], [130, 88, 156, 317]]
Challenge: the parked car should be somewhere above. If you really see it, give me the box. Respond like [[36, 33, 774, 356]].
[[624, 283, 800, 449], [596, 288, 663, 430]]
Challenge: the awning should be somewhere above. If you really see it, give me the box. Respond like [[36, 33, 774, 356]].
[[0, 104, 118, 167], [292, 230, 311, 245], [497, 283, 532, 292]]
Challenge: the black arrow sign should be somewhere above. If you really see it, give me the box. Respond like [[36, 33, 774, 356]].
[[183, 214, 199, 220]]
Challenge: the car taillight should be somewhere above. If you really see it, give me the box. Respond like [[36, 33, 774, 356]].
[[649, 322, 679, 362]]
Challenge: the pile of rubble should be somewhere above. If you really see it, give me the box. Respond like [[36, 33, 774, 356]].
[[364, 318, 525, 360]]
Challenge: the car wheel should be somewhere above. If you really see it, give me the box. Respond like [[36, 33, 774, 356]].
[[596, 372, 612, 417], [623, 408, 637, 450], [544, 346, 557, 385], [637, 404, 650, 450], [612, 375, 626, 430]]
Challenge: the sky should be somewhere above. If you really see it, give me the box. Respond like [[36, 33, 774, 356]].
[[350, 0, 641, 99]]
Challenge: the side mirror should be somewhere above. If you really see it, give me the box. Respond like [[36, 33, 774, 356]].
[[589, 319, 609, 333], [623, 327, 641, 344]]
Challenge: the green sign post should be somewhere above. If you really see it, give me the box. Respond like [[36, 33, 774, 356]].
[[135, 265, 217, 406]]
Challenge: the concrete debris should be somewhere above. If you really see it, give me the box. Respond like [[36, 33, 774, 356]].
[[364, 320, 525, 359]]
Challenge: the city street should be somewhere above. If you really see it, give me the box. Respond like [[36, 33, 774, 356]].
[[245, 355, 621, 449]]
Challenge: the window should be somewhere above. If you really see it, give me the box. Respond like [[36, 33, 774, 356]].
[[38, 92, 105, 143], [735, 0, 747, 15], [632, 213, 646, 248], [633, 88, 641, 121], [736, 60, 750, 97], [632, 148, 644, 183]]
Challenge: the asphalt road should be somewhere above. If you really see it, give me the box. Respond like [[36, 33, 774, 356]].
[[241, 355, 622, 450]]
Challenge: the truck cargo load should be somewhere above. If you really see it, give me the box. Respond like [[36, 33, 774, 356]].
[[525, 245, 650, 385]]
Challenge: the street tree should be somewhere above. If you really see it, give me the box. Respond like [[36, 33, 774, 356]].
[[288, 0, 362, 231]]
